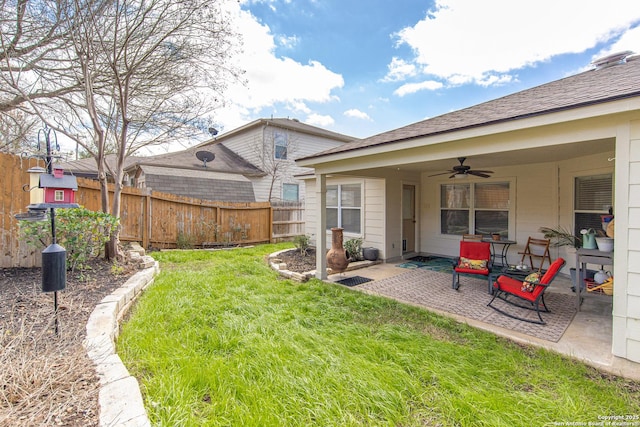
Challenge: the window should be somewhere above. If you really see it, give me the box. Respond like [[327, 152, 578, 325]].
[[283, 183, 299, 201], [440, 182, 510, 237], [274, 131, 287, 160], [54, 190, 64, 202], [574, 174, 612, 235], [326, 184, 361, 234]]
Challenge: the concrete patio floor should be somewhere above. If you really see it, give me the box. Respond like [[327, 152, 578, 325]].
[[326, 260, 640, 382]]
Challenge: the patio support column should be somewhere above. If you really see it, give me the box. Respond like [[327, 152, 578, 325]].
[[315, 173, 327, 279]]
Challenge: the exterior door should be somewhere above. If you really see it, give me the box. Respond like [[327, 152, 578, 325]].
[[402, 184, 416, 253]]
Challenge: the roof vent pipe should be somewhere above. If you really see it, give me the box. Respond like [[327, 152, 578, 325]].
[[591, 50, 635, 70]]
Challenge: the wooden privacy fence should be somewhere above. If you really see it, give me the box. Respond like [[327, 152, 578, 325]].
[[272, 201, 305, 241], [1, 152, 307, 268], [74, 179, 273, 250]]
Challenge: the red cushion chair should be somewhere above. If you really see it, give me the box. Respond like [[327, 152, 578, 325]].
[[452, 241, 493, 294], [488, 257, 566, 324]]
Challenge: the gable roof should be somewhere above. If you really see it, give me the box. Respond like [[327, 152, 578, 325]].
[[197, 117, 357, 148], [300, 54, 640, 161], [59, 154, 141, 179], [127, 143, 265, 177]]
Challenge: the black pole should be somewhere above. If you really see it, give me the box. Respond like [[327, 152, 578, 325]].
[[44, 125, 60, 337]]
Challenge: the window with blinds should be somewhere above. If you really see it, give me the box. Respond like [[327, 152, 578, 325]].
[[574, 174, 612, 235], [440, 182, 510, 236]]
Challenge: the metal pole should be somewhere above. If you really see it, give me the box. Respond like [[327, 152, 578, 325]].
[[44, 125, 60, 337]]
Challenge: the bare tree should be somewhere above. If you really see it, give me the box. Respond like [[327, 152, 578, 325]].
[[254, 126, 300, 202], [0, 0, 82, 112], [0, 108, 36, 153], [2, 0, 242, 257]]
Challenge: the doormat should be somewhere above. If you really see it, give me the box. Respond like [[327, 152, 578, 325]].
[[397, 256, 455, 273], [336, 276, 373, 287]]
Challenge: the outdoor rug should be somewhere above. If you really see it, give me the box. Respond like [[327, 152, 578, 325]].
[[356, 269, 577, 343], [336, 276, 373, 287], [397, 256, 455, 273]]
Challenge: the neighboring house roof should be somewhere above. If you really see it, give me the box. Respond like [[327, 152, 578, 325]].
[[196, 117, 358, 148], [59, 154, 141, 179], [300, 53, 640, 161], [139, 165, 255, 202], [128, 143, 265, 177]]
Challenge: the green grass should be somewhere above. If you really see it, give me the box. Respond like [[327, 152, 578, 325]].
[[118, 243, 639, 426]]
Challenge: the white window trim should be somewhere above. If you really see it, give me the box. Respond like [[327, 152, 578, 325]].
[[439, 178, 515, 238], [326, 180, 364, 237]]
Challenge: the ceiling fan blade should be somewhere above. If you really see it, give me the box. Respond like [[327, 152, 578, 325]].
[[427, 170, 455, 177], [449, 173, 460, 179], [468, 171, 491, 178], [468, 169, 494, 174]]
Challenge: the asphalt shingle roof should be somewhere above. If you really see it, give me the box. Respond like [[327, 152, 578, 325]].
[[303, 55, 640, 160]]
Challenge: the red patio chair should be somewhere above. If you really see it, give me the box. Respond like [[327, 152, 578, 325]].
[[488, 257, 566, 324], [452, 241, 493, 294]]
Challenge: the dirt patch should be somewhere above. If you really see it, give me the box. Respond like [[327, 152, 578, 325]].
[[0, 259, 137, 426], [274, 248, 318, 273]]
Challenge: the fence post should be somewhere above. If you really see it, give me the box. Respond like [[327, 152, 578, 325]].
[[269, 205, 274, 243], [143, 189, 151, 249]]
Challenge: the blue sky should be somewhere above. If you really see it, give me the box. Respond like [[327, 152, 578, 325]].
[[213, 0, 640, 140]]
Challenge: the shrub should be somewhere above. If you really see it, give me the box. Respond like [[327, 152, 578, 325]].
[[176, 232, 195, 249], [293, 234, 310, 256], [19, 206, 119, 271], [344, 238, 363, 261]]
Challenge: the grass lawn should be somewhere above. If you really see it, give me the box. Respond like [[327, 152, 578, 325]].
[[118, 243, 639, 426]]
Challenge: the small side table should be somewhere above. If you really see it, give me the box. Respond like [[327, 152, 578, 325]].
[[575, 248, 613, 311], [483, 238, 517, 267]]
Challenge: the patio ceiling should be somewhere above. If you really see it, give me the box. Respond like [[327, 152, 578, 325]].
[[353, 137, 615, 175]]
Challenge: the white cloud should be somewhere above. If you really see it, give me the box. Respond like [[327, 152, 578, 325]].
[[594, 24, 640, 60], [394, 80, 444, 97], [393, 0, 640, 86], [217, 1, 344, 131], [277, 34, 299, 49], [382, 57, 417, 82], [305, 113, 335, 127], [344, 109, 372, 121]]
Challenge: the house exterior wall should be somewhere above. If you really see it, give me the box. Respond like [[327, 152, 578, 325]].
[[304, 176, 386, 258], [618, 119, 640, 362], [419, 153, 614, 264], [221, 125, 346, 203]]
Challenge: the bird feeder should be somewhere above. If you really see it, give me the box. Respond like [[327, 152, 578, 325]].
[[35, 165, 79, 209]]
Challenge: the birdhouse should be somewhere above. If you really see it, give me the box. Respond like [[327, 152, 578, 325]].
[[38, 166, 79, 207]]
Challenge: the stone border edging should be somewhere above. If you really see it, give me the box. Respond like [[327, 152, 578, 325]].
[[83, 256, 160, 427], [268, 248, 382, 281]]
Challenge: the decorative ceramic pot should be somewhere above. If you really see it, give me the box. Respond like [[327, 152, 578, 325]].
[[363, 247, 379, 261], [326, 227, 350, 272]]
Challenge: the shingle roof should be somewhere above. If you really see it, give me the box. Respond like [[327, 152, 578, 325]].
[[130, 143, 265, 176], [197, 117, 357, 147], [301, 55, 640, 160]]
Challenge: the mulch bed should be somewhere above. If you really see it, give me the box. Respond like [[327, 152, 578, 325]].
[[0, 259, 137, 426]]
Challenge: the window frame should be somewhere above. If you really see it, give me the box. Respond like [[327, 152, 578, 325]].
[[274, 131, 288, 160], [573, 173, 613, 236], [326, 182, 363, 235], [439, 180, 513, 238], [54, 189, 65, 202], [282, 183, 299, 201]]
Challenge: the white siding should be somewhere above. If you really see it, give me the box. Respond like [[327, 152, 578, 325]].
[[304, 176, 386, 259], [621, 120, 640, 362], [222, 125, 345, 202], [419, 154, 614, 265]]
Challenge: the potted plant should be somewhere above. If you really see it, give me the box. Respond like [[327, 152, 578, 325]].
[[539, 226, 581, 249], [539, 226, 595, 289], [344, 237, 363, 261]]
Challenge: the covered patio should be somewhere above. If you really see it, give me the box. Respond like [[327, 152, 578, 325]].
[[297, 54, 640, 366], [325, 262, 640, 380]]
